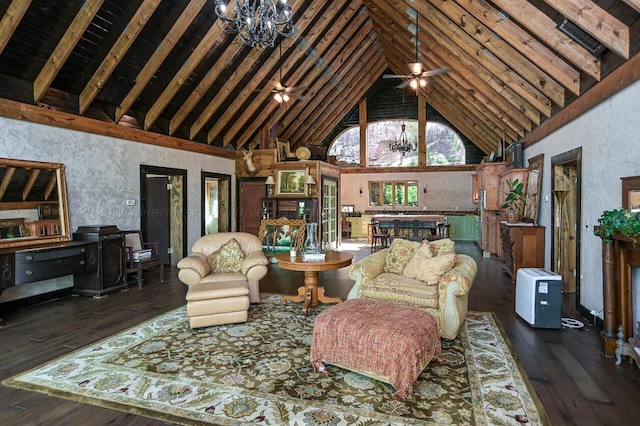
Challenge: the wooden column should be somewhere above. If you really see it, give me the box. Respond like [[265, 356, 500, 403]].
[[359, 99, 367, 167], [418, 95, 427, 166]]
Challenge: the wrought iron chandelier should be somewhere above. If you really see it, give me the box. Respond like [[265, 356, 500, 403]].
[[389, 120, 416, 156], [214, 0, 296, 49]]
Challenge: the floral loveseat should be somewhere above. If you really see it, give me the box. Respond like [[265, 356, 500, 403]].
[[347, 238, 477, 340]]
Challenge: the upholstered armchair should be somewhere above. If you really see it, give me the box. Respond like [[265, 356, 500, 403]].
[[347, 238, 477, 340], [177, 232, 268, 304]]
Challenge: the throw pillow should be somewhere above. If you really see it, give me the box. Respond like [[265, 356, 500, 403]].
[[383, 238, 421, 274], [207, 238, 245, 273], [403, 251, 456, 285], [429, 238, 456, 256]]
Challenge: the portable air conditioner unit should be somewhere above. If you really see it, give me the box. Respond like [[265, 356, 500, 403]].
[[515, 268, 562, 329]]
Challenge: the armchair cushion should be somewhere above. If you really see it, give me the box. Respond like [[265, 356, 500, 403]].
[[383, 238, 421, 274], [403, 251, 456, 285], [207, 238, 244, 273]]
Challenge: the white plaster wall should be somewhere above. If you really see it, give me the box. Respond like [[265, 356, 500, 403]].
[[0, 116, 235, 252], [523, 79, 640, 319], [340, 170, 477, 214]]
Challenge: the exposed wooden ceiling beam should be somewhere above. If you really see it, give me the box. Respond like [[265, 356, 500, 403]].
[[144, 17, 225, 130], [33, 0, 105, 102], [451, 0, 580, 96], [0, 167, 16, 201], [45, 173, 57, 200], [542, 0, 629, 59], [0, 0, 32, 55], [115, 0, 208, 123], [79, 0, 161, 114], [490, 0, 601, 80], [22, 168, 40, 201], [234, 2, 367, 149], [623, 0, 640, 13], [268, 9, 371, 142], [227, 0, 354, 148]]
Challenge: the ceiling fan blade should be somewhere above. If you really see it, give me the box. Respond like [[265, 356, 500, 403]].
[[423, 67, 450, 77], [383, 74, 407, 79], [396, 80, 412, 89], [285, 85, 308, 92], [274, 81, 284, 91], [409, 62, 423, 75], [289, 93, 305, 100]]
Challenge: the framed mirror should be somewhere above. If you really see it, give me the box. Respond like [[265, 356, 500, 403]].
[[523, 154, 543, 225], [0, 157, 70, 249]]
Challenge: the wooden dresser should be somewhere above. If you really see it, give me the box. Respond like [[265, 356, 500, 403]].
[[499, 222, 545, 282]]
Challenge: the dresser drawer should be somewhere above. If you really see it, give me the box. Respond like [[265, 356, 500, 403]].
[[15, 247, 88, 284]]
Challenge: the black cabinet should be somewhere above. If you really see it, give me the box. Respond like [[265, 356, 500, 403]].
[[73, 225, 127, 297]]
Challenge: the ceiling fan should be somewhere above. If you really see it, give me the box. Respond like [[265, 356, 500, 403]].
[[270, 44, 307, 103], [383, 11, 449, 90]]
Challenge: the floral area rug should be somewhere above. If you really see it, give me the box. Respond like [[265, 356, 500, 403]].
[[3, 295, 547, 425]]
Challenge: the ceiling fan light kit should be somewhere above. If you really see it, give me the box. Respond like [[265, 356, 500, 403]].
[[214, 0, 296, 49]]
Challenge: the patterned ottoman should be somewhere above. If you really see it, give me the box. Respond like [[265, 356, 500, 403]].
[[310, 298, 440, 399]]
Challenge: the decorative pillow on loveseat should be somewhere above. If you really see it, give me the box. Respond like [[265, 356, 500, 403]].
[[403, 241, 456, 285], [207, 238, 245, 273], [429, 238, 455, 256], [383, 238, 421, 274]]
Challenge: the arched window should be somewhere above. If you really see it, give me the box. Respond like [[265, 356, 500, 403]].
[[329, 121, 465, 166]]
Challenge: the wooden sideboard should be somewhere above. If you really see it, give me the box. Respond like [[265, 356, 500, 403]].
[[499, 222, 545, 282], [0, 240, 96, 326]]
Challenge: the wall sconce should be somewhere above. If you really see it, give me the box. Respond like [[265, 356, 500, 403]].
[[423, 186, 427, 195], [305, 174, 316, 186], [359, 186, 363, 195], [265, 175, 275, 197]]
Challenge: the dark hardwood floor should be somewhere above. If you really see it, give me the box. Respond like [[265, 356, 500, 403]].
[[0, 240, 638, 425]]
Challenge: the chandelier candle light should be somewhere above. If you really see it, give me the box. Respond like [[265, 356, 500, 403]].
[[214, 0, 296, 49], [389, 120, 416, 156]]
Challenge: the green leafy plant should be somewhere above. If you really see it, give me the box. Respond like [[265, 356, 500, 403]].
[[501, 178, 526, 212], [594, 208, 640, 245]]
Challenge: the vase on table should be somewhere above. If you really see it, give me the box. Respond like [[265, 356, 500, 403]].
[[304, 222, 320, 253]]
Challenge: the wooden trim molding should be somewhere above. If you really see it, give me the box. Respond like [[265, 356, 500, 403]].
[[0, 98, 235, 159]]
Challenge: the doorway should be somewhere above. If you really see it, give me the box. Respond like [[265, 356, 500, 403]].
[[238, 178, 267, 236], [551, 148, 581, 304], [321, 177, 338, 250], [140, 165, 187, 266], [202, 172, 232, 235]]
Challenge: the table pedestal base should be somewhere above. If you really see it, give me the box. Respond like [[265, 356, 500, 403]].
[[280, 270, 342, 315]]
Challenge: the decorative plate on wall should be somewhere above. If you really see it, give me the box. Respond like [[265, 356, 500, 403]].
[[296, 147, 311, 160]]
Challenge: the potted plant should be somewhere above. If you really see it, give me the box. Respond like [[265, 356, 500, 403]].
[[501, 178, 526, 224], [594, 208, 640, 245]]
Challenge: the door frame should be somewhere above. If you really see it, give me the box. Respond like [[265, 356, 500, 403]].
[[201, 171, 232, 235], [140, 165, 188, 260], [320, 175, 339, 250], [550, 147, 581, 309]]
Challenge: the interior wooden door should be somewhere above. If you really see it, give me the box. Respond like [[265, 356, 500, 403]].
[[322, 178, 338, 250], [239, 179, 266, 236], [145, 177, 171, 265]]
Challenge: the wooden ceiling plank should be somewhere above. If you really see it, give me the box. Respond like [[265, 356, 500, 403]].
[[233, 4, 367, 149], [0, 167, 16, 201], [312, 57, 387, 147], [417, 0, 564, 108], [115, 0, 208, 123], [282, 36, 380, 143], [413, 1, 553, 117], [272, 11, 371, 139], [144, 16, 226, 130], [0, 0, 32, 55], [215, 0, 342, 146], [622, 0, 640, 13], [33, 0, 105, 102], [543, 0, 629, 59], [490, 0, 600, 80], [190, 0, 308, 141], [453, 0, 580, 95], [79, 0, 161, 114], [368, 7, 527, 139], [368, 0, 541, 126]]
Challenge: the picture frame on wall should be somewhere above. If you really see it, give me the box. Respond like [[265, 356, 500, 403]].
[[277, 169, 306, 196], [622, 176, 640, 212], [523, 154, 543, 225], [276, 138, 294, 162]]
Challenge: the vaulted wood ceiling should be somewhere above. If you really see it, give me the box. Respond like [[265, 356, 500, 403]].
[[0, 0, 638, 158]]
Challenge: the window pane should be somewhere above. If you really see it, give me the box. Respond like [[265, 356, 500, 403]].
[[395, 182, 405, 205], [367, 120, 418, 167], [369, 182, 381, 206], [427, 122, 465, 165], [328, 127, 360, 166], [382, 182, 393, 205], [407, 181, 418, 206]]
